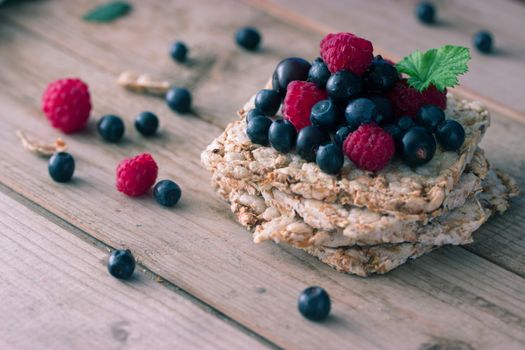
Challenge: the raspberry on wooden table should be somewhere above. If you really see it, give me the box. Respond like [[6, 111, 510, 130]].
[[41, 78, 91, 133], [116, 153, 158, 196]]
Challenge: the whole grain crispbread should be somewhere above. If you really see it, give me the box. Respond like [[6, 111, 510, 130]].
[[202, 93, 490, 216], [211, 169, 517, 276]]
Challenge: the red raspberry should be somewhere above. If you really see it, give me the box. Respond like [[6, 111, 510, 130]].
[[116, 153, 158, 196], [320, 32, 374, 75], [343, 124, 395, 172], [282, 81, 327, 131], [41, 78, 92, 133], [388, 79, 446, 118]]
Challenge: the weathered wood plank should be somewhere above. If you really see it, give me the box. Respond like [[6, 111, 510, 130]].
[[2, 0, 524, 276], [1, 20, 525, 349], [250, 0, 525, 114], [0, 0, 321, 128], [0, 186, 270, 350]]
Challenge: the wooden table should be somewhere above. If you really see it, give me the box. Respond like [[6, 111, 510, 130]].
[[1, 1, 524, 349]]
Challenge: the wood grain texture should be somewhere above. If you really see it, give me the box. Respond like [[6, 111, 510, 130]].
[[4, 0, 522, 276], [0, 7, 525, 348], [251, 0, 525, 114], [0, 0, 321, 129], [0, 186, 269, 350]]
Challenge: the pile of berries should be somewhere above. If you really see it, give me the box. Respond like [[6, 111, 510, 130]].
[[245, 32, 466, 174]]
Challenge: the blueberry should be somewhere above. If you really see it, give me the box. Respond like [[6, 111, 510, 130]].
[[373, 55, 394, 66], [169, 41, 188, 63], [268, 119, 297, 153], [108, 249, 135, 280], [416, 105, 445, 132], [416, 2, 436, 24], [298, 286, 331, 321], [308, 58, 331, 89], [436, 119, 465, 151], [369, 96, 394, 125], [48, 152, 75, 183], [154, 179, 182, 207], [473, 31, 493, 54], [334, 125, 353, 147], [97, 115, 125, 142], [246, 108, 264, 124], [316, 143, 344, 175], [135, 111, 159, 136], [345, 98, 377, 129], [166, 87, 192, 113], [272, 57, 311, 96], [363, 61, 399, 93], [235, 27, 261, 51], [310, 100, 340, 131], [399, 126, 436, 166], [326, 71, 362, 101], [397, 116, 416, 131], [246, 116, 272, 145], [296, 125, 328, 162], [254, 89, 281, 117], [383, 123, 403, 141]]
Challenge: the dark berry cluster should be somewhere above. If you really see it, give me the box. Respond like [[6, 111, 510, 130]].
[[245, 49, 465, 174]]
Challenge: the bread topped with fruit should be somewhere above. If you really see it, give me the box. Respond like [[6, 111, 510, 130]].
[[201, 32, 518, 276]]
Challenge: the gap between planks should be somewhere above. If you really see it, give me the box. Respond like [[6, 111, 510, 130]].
[[0, 181, 280, 350]]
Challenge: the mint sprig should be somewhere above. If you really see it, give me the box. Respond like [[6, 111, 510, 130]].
[[396, 45, 470, 92], [83, 1, 132, 22]]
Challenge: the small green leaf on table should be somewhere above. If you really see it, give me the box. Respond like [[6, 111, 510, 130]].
[[83, 1, 132, 23]]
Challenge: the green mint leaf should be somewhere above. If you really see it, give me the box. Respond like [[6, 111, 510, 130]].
[[83, 1, 132, 22], [396, 45, 470, 92]]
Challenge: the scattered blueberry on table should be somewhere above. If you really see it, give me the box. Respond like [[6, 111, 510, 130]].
[[170, 41, 188, 63], [166, 87, 192, 113], [154, 180, 182, 207], [235, 27, 261, 51], [416, 2, 436, 24], [48, 152, 75, 183], [298, 286, 331, 321], [135, 111, 159, 136], [473, 30, 493, 54], [97, 115, 125, 142], [108, 249, 136, 280]]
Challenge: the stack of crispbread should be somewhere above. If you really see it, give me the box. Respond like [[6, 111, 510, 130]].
[[201, 87, 518, 276]]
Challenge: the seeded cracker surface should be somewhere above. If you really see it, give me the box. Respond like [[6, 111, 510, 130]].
[[201, 86, 518, 276]]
